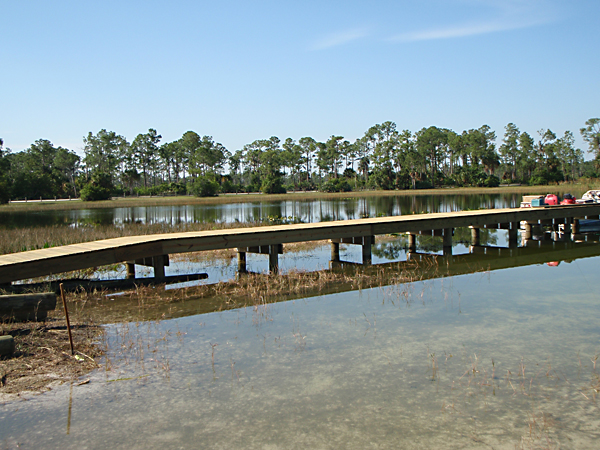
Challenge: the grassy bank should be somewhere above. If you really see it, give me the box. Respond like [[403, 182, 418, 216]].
[[2, 183, 597, 213]]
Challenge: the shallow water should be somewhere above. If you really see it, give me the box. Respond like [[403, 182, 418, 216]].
[[2, 245, 600, 448]]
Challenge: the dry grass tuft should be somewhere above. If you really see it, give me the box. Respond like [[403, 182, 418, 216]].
[[0, 315, 103, 396]]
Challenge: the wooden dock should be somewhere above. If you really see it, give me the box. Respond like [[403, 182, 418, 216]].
[[1, 204, 599, 286]]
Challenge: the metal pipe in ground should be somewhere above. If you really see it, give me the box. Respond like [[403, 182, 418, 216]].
[[59, 283, 75, 355]]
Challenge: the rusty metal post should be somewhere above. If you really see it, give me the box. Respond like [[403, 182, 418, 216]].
[[59, 283, 75, 356]]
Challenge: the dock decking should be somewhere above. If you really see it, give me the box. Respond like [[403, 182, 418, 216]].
[[1, 204, 600, 285]]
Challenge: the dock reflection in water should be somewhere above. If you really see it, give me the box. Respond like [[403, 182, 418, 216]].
[[1, 232, 600, 449]]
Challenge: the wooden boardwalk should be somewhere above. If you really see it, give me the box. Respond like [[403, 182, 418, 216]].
[[1, 204, 600, 285]]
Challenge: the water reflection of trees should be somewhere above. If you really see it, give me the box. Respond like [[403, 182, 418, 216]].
[[371, 228, 498, 258], [0, 193, 522, 229]]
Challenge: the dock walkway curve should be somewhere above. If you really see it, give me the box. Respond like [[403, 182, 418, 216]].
[[1, 205, 599, 285]]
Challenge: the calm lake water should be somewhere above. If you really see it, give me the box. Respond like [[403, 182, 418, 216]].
[[1, 193, 599, 448], [0, 193, 526, 228]]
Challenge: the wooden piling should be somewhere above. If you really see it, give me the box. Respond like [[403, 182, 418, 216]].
[[362, 236, 373, 265], [470, 227, 480, 246], [571, 219, 580, 234], [269, 245, 279, 274], [126, 262, 136, 279], [330, 241, 340, 262], [237, 250, 247, 273], [508, 222, 519, 248], [407, 233, 416, 252], [153, 255, 166, 279]]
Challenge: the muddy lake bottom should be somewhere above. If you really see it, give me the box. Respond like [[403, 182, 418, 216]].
[[2, 243, 600, 449]]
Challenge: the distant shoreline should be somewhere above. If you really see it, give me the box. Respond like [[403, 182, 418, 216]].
[[1, 184, 596, 213]]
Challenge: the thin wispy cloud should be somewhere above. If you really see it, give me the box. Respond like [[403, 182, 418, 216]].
[[311, 28, 368, 50], [389, 0, 558, 43]]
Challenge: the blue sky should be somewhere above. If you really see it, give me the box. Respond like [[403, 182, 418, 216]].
[[1, 0, 599, 157]]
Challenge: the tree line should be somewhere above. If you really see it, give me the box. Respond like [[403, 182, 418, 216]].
[[1, 118, 599, 203]]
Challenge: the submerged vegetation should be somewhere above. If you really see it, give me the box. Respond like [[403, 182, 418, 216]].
[[1, 118, 599, 203]]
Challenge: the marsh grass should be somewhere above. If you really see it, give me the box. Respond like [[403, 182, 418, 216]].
[[0, 221, 261, 255], [58, 258, 437, 326]]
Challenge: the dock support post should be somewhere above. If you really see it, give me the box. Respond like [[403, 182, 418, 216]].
[[571, 219, 580, 234], [153, 255, 166, 280], [362, 236, 373, 265], [443, 228, 452, 255], [508, 222, 519, 248], [521, 222, 532, 244], [269, 245, 279, 274], [126, 262, 136, 279], [237, 250, 247, 273], [470, 227, 480, 246], [330, 241, 340, 262], [407, 233, 416, 252]]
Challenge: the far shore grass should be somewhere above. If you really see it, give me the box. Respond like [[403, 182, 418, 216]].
[[1, 183, 598, 213]]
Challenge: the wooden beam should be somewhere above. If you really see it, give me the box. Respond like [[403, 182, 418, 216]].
[[0, 293, 56, 322], [240, 244, 283, 255]]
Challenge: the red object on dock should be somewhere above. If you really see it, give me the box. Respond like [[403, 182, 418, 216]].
[[545, 194, 558, 205], [560, 193, 576, 205]]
